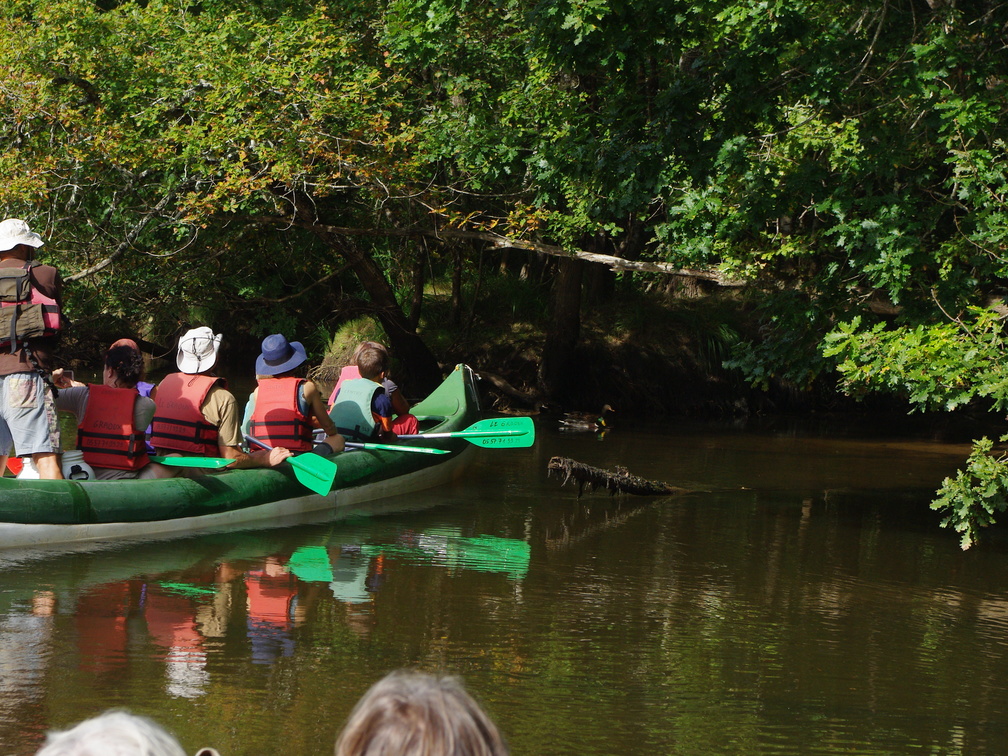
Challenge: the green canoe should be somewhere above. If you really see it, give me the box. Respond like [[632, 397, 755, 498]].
[[0, 364, 483, 550]]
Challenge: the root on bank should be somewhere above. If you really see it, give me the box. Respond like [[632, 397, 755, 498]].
[[547, 456, 690, 498]]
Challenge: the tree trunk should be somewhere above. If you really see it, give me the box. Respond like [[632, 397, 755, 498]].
[[538, 255, 583, 400], [330, 234, 442, 394], [408, 240, 425, 330], [451, 244, 463, 325], [290, 194, 442, 395]]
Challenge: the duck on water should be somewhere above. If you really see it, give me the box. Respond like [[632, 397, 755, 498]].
[[559, 405, 614, 432]]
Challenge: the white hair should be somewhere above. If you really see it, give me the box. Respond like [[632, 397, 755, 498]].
[[35, 710, 187, 756], [335, 670, 509, 756]]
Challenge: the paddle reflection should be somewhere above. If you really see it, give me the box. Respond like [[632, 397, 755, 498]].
[[0, 523, 531, 722]]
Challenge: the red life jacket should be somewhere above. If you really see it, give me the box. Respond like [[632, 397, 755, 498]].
[[0, 262, 61, 352], [249, 377, 313, 452], [76, 384, 149, 470], [150, 373, 223, 455]]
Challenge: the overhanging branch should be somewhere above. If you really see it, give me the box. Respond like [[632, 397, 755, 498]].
[[252, 215, 744, 287], [65, 188, 183, 282]]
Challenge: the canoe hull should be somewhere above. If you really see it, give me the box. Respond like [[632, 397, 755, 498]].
[[0, 364, 482, 549], [0, 449, 473, 549]]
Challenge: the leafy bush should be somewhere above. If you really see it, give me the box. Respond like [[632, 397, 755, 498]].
[[933, 437, 1008, 550]]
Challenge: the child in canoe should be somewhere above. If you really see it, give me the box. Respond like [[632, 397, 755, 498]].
[[244, 334, 344, 454], [329, 345, 419, 441], [327, 341, 416, 434]]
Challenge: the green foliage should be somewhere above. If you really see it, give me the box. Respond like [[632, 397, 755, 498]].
[[823, 309, 1008, 412], [323, 318, 388, 363], [723, 287, 840, 391], [4, 0, 1008, 536], [933, 437, 1008, 551]]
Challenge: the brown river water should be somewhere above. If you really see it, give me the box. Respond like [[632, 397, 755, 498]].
[[2, 415, 1008, 755]]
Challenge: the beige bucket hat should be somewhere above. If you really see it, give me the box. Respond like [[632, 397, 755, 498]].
[[0, 219, 44, 252], [176, 326, 222, 374]]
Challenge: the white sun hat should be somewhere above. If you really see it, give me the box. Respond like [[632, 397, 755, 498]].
[[0, 219, 44, 253], [176, 326, 222, 374]]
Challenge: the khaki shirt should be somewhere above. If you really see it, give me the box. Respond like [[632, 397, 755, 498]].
[[201, 383, 242, 448]]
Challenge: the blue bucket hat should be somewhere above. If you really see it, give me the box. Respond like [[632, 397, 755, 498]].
[[256, 333, 307, 376]]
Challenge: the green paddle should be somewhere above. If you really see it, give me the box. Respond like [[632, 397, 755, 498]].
[[345, 441, 450, 455], [244, 435, 338, 496], [397, 417, 536, 448], [150, 455, 235, 469]]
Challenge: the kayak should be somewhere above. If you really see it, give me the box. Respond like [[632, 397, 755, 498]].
[[0, 364, 483, 550]]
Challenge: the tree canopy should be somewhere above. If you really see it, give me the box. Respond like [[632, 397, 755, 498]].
[[3, 0, 1008, 544]]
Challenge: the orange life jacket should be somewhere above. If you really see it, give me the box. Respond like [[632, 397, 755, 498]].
[[0, 262, 62, 352], [76, 384, 149, 470], [150, 373, 223, 455], [249, 377, 313, 452]]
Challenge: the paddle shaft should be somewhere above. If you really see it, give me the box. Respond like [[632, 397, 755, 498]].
[[344, 441, 449, 455], [397, 430, 526, 439], [397, 417, 536, 448], [314, 417, 535, 449]]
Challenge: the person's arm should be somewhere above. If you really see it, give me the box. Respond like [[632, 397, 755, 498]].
[[207, 386, 291, 468], [390, 389, 411, 417], [52, 369, 86, 390], [383, 377, 411, 415], [240, 388, 257, 439], [303, 380, 345, 452], [219, 442, 290, 468], [371, 391, 396, 440], [135, 396, 156, 429], [53, 385, 88, 417]]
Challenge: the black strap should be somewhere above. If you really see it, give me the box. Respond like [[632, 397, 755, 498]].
[[23, 344, 57, 399]]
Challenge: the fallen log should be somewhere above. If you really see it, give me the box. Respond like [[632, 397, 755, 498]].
[[547, 456, 691, 498]]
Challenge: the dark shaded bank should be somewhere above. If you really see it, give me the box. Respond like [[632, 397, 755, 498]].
[[426, 291, 914, 421], [54, 287, 988, 426]]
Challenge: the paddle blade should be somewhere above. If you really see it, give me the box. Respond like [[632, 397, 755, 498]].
[[398, 416, 536, 448], [462, 430, 535, 448], [288, 453, 338, 496], [150, 455, 235, 469], [451, 417, 536, 448], [246, 434, 338, 495]]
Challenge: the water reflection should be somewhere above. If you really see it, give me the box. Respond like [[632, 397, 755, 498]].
[[4, 419, 1008, 754], [0, 519, 534, 751]]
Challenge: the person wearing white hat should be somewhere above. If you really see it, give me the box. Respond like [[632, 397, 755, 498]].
[[0, 218, 65, 479], [150, 327, 291, 470]]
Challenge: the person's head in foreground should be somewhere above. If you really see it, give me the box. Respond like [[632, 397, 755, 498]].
[[334, 670, 509, 756], [34, 710, 187, 756]]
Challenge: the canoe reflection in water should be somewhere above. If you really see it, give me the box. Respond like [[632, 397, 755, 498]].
[[12, 525, 531, 704]]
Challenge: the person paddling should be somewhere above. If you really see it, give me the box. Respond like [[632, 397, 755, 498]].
[[243, 333, 344, 455], [328, 342, 418, 437], [52, 344, 171, 480], [150, 326, 291, 471]]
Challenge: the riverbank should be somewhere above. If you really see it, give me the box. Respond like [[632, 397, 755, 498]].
[[56, 282, 970, 424]]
